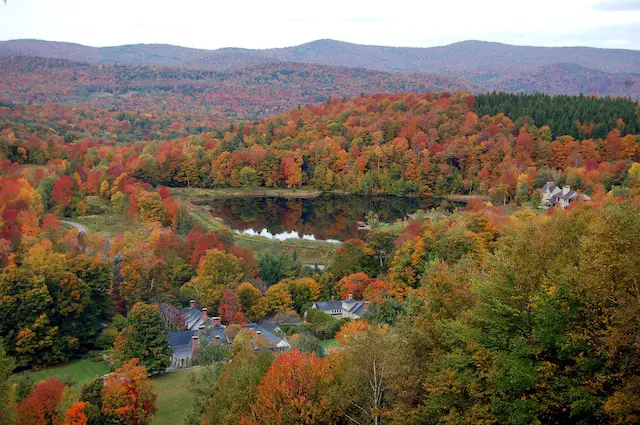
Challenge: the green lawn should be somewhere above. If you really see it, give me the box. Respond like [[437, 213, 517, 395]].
[[14, 359, 110, 387], [73, 212, 144, 237], [320, 339, 339, 352], [152, 368, 199, 425]]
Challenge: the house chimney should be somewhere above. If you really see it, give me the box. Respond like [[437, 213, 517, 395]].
[[202, 307, 208, 324], [214, 335, 220, 344], [562, 185, 570, 195], [198, 324, 205, 336], [347, 293, 353, 300], [191, 335, 199, 357], [190, 299, 196, 309], [211, 316, 221, 327]]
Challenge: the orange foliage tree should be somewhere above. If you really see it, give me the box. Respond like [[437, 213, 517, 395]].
[[62, 402, 89, 425], [241, 349, 335, 425], [101, 359, 157, 425], [336, 272, 374, 299]]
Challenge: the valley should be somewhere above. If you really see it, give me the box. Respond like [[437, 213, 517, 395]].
[[1, 20, 640, 425]]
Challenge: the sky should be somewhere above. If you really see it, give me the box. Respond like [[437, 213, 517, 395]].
[[1, 0, 639, 50]]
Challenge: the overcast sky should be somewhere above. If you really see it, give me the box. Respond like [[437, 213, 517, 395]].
[[1, 0, 639, 50]]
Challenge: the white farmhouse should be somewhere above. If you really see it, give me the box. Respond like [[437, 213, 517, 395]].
[[541, 182, 591, 208], [312, 295, 368, 320]]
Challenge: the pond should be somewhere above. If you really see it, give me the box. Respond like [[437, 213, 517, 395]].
[[195, 194, 455, 242]]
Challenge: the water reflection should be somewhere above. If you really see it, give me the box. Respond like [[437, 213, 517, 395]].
[[196, 194, 452, 242], [237, 228, 341, 243]]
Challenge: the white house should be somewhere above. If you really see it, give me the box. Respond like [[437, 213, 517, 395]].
[[312, 295, 368, 319], [541, 182, 590, 208]]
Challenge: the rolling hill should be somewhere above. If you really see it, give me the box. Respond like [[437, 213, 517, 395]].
[[0, 55, 474, 125], [1, 38, 639, 98], [2, 39, 639, 76], [487, 63, 640, 99]]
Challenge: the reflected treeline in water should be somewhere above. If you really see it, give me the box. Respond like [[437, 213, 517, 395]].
[[196, 194, 455, 241]]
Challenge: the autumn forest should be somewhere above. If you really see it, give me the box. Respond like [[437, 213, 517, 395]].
[[0, 37, 640, 425]]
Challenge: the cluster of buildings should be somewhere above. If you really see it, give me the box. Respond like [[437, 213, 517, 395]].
[[168, 300, 291, 369], [168, 297, 368, 369]]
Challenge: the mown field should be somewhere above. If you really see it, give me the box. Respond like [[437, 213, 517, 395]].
[[10, 358, 110, 387], [320, 338, 339, 352], [152, 368, 198, 425], [9, 360, 197, 425]]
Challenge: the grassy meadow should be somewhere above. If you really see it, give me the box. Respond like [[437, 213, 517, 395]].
[[11, 358, 110, 387], [152, 368, 199, 425]]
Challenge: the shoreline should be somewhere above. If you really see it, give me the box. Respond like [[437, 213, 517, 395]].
[[172, 187, 479, 202]]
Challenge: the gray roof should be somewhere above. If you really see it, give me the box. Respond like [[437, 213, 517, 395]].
[[168, 330, 197, 359], [171, 344, 193, 359], [314, 301, 343, 310], [168, 330, 196, 347], [245, 323, 282, 347], [351, 302, 367, 316], [560, 190, 577, 200], [256, 319, 282, 334], [314, 299, 367, 317], [197, 324, 228, 344], [169, 322, 289, 356], [180, 307, 204, 330]]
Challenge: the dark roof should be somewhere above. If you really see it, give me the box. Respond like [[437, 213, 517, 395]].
[[351, 303, 367, 316], [169, 321, 290, 356], [180, 307, 203, 330], [197, 324, 227, 343], [257, 319, 281, 334], [542, 183, 557, 193], [342, 299, 366, 313], [315, 301, 343, 310], [245, 323, 282, 347], [168, 330, 196, 347], [560, 190, 577, 200], [314, 299, 367, 317]]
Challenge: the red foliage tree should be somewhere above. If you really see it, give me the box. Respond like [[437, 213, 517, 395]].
[[336, 272, 374, 299], [17, 378, 65, 425], [51, 175, 75, 209], [218, 289, 246, 325]]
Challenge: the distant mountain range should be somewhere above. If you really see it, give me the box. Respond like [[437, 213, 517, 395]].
[[1, 39, 639, 98]]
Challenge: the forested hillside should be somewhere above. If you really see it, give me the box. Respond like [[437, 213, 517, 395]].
[[484, 62, 640, 99], [2, 92, 639, 200], [2, 38, 639, 75], [2, 38, 640, 98], [0, 55, 473, 125], [1, 87, 640, 424]]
